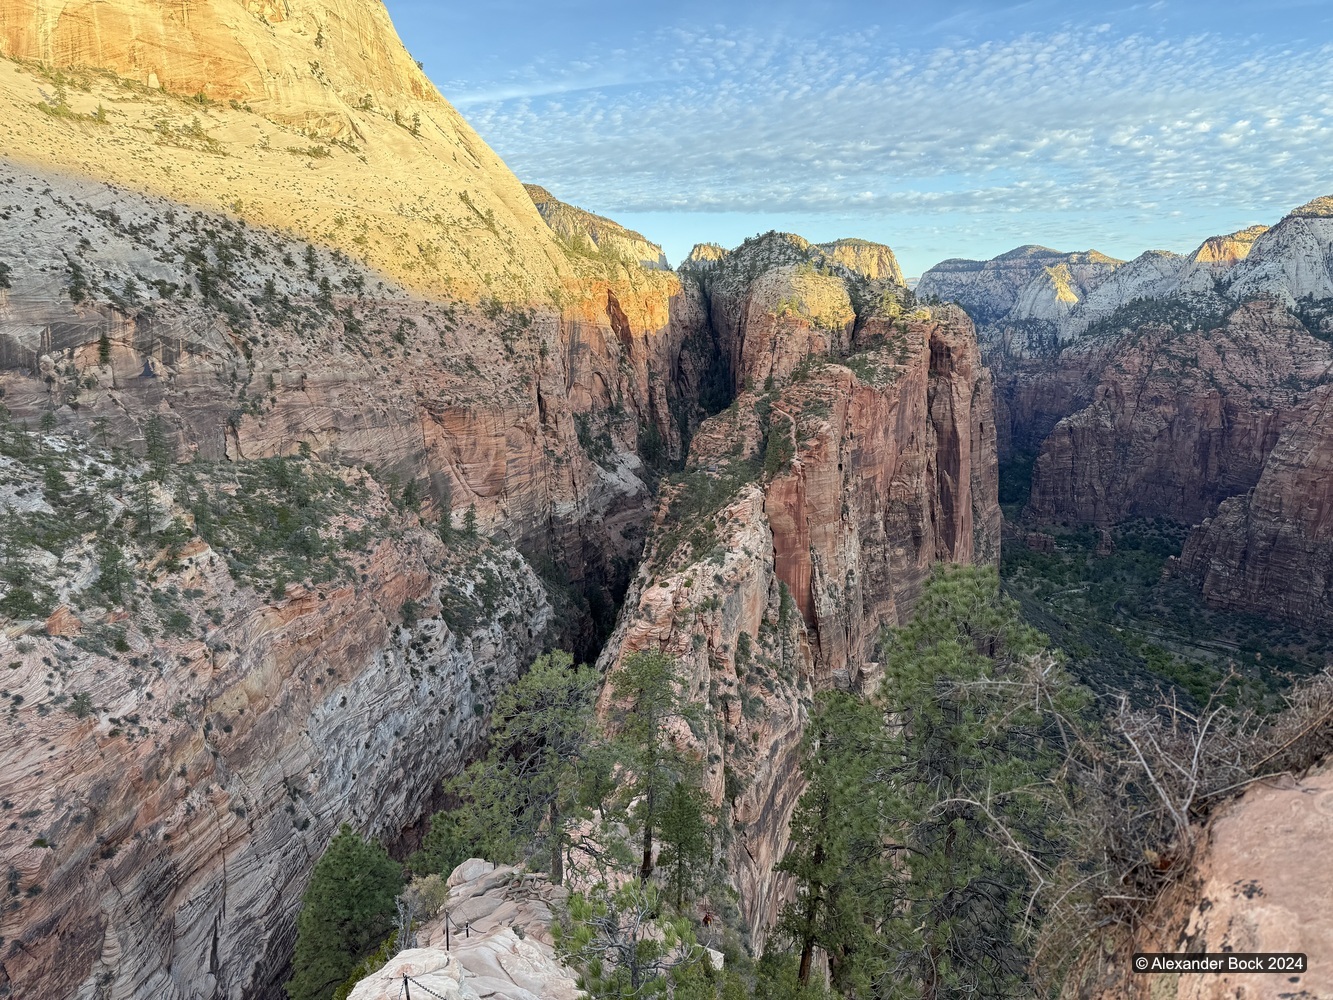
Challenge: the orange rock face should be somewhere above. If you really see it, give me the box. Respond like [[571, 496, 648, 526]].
[[597, 295, 999, 942]]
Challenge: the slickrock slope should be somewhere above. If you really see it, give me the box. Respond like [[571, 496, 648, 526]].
[[0, 0, 574, 301], [525, 185, 670, 270], [1183, 384, 1333, 629], [598, 237, 999, 940], [1026, 300, 1333, 526], [1075, 766, 1333, 1000], [0, 435, 550, 1000], [348, 860, 580, 1000]]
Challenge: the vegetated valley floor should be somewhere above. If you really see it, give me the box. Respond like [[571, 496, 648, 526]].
[[998, 455, 1331, 712]]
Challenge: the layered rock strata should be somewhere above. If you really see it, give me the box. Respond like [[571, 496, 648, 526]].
[[598, 237, 999, 941], [525, 185, 670, 270], [0, 449, 550, 1000], [348, 860, 580, 1000], [1183, 384, 1333, 629], [1026, 300, 1333, 526]]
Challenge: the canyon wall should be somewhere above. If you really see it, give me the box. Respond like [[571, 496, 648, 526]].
[[597, 235, 1000, 942], [921, 200, 1333, 631]]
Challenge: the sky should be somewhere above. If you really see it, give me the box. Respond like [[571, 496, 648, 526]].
[[383, 0, 1333, 278]]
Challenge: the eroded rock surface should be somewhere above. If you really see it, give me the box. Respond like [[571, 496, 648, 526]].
[[1077, 766, 1333, 1000], [597, 239, 998, 943]]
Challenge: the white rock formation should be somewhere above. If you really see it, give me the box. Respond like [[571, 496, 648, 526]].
[[347, 861, 581, 1000]]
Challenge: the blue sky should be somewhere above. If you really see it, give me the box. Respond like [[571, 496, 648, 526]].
[[385, 1, 1333, 278]]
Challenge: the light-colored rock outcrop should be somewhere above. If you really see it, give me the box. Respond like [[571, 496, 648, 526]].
[[917, 246, 1122, 331], [1075, 765, 1333, 1000], [347, 861, 580, 1000], [0, 0, 576, 301], [816, 238, 904, 285], [526, 184, 670, 270], [1225, 198, 1333, 306]]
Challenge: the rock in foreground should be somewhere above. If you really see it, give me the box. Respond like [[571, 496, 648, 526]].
[[347, 861, 580, 1000]]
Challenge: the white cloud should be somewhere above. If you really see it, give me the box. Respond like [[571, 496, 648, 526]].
[[451, 24, 1333, 265]]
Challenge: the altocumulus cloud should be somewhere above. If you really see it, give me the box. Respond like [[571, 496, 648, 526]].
[[452, 24, 1332, 233]]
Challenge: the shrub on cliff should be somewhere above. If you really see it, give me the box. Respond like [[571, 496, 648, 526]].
[[286, 824, 402, 1000]]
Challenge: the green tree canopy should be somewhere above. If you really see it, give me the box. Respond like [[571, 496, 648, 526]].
[[871, 565, 1087, 1000], [286, 824, 402, 1000], [606, 650, 702, 883]]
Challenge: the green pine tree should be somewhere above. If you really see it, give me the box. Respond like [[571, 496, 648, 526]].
[[657, 780, 712, 911], [606, 650, 700, 883], [448, 650, 600, 885], [285, 824, 402, 1000], [872, 565, 1086, 1000], [775, 690, 882, 991]]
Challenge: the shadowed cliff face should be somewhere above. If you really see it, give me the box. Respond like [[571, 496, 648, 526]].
[[596, 237, 999, 942], [0, 449, 551, 1000], [1183, 384, 1333, 629], [923, 200, 1333, 631], [0, 163, 722, 996], [1025, 301, 1333, 527]]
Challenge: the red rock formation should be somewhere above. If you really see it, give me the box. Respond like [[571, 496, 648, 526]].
[[1183, 384, 1333, 628], [1026, 301, 1332, 526], [0, 467, 550, 1000], [596, 296, 999, 941]]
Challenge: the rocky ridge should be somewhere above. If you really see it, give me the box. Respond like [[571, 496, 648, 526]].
[[597, 238, 999, 941], [525, 184, 670, 271], [924, 196, 1333, 630], [347, 860, 581, 1000]]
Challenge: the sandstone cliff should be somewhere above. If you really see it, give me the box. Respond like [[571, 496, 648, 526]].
[[0, 2, 720, 995], [0, 0, 576, 301], [924, 198, 1333, 631], [1183, 383, 1333, 629], [0, 433, 550, 1000], [1073, 765, 1333, 1000], [596, 238, 999, 942], [1026, 300, 1333, 526], [917, 245, 1122, 331], [815, 238, 904, 285]]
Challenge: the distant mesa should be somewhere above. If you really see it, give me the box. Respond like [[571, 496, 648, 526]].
[[816, 238, 905, 284]]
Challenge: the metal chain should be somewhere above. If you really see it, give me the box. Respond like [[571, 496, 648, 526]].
[[403, 973, 454, 1000]]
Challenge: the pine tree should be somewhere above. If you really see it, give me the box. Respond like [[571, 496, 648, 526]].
[[450, 650, 600, 884], [606, 651, 699, 883], [657, 780, 712, 910], [775, 691, 882, 991], [871, 565, 1085, 1000], [286, 824, 402, 1000]]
